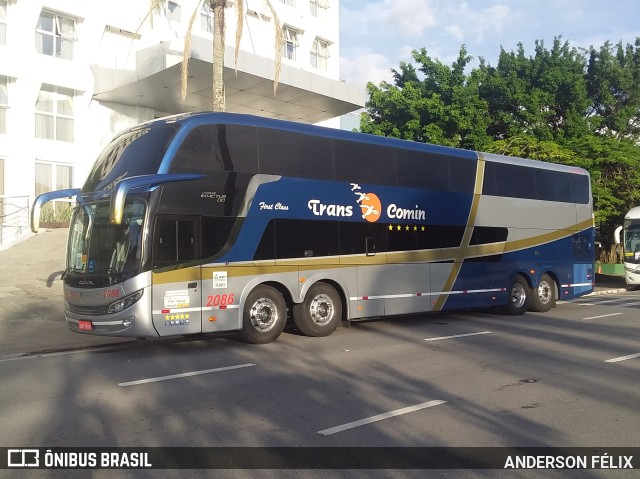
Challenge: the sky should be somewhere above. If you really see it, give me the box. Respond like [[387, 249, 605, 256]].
[[339, 0, 640, 93]]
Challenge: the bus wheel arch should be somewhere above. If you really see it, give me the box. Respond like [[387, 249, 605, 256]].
[[238, 284, 287, 344], [293, 281, 344, 337], [501, 274, 529, 315], [529, 272, 557, 313]]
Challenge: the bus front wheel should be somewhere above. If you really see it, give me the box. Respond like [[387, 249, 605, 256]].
[[529, 273, 555, 312], [293, 283, 342, 337], [501, 275, 529, 315], [239, 285, 287, 344]]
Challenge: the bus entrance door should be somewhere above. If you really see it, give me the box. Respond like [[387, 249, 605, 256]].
[[151, 216, 203, 336], [151, 268, 203, 336]]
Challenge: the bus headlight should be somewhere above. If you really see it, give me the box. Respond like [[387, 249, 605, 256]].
[[108, 290, 143, 314]]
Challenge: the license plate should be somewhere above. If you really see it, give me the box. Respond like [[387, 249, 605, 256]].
[[78, 320, 93, 331]]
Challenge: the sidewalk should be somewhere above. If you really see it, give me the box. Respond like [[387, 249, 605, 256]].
[[0, 228, 630, 358], [0, 228, 131, 357]]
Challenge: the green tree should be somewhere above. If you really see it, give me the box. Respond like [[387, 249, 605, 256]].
[[478, 37, 590, 141], [361, 46, 491, 150], [569, 137, 640, 243], [586, 39, 640, 142]]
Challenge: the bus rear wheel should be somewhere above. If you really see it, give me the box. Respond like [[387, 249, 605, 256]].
[[529, 273, 555, 312], [293, 283, 341, 337], [239, 285, 287, 344], [501, 275, 529, 315]]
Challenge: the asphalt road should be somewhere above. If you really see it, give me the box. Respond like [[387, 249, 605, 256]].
[[1, 290, 638, 478]]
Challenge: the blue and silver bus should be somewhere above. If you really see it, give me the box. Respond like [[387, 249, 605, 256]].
[[31, 112, 594, 344]]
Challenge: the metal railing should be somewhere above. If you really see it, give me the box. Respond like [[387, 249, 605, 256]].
[[0, 195, 32, 247]]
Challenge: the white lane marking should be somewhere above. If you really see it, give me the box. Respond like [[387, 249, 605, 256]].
[[582, 313, 623, 320], [118, 363, 256, 387], [318, 400, 447, 436], [605, 352, 640, 363], [424, 331, 492, 342]]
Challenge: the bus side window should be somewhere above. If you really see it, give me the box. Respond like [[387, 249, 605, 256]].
[[274, 219, 339, 259], [257, 129, 333, 179], [170, 124, 259, 174], [339, 222, 388, 255], [397, 150, 451, 191], [253, 220, 276, 261], [176, 220, 195, 261], [334, 140, 397, 186], [201, 217, 235, 259], [154, 217, 198, 267]]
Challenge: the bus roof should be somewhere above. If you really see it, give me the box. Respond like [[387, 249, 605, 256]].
[[147, 111, 478, 160], [122, 111, 588, 176], [625, 206, 640, 220]]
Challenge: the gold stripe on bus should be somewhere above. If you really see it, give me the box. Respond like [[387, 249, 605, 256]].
[[433, 157, 486, 311], [152, 216, 593, 288], [501, 217, 593, 253], [152, 266, 201, 284]]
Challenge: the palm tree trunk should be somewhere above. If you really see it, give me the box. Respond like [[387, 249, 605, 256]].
[[212, 0, 226, 111]]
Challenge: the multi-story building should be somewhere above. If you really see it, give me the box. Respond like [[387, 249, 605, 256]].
[[0, 0, 363, 247]]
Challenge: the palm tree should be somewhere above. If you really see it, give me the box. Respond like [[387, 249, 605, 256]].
[[142, 0, 283, 112]]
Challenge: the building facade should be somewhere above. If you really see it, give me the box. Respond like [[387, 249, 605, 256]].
[[0, 0, 363, 247]]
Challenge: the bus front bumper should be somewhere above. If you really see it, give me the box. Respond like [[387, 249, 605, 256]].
[[65, 292, 159, 338]]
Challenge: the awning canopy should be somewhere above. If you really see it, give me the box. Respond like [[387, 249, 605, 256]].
[[92, 35, 365, 123]]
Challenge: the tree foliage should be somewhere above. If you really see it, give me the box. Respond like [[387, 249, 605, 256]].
[[361, 47, 492, 150], [361, 37, 640, 242]]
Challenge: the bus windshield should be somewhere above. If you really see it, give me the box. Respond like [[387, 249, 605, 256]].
[[624, 220, 640, 264], [67, 200, 146, 277], [81, 124, 178, 193]]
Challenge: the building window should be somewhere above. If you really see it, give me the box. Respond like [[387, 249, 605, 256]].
[[0, 157, 4, 196], [0, 0, 7, 45], [35, 10, 76, 60], [311, 38, 329, 70], [56, 164, 73, 190], [282, 26, 299, 61], [166, 1, 181, 22], [0, 157, 4, 218], [35, 162, 73, 219], [280, 0, 296, 6], [35, 84, 74, 142], [310, 0, 329, 19], [35, 163, 52, 198], [200, 2, 213, 32], [0, 76, 7, 134]]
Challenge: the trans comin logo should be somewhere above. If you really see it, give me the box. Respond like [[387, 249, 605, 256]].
[[307, 183, 426, 222]]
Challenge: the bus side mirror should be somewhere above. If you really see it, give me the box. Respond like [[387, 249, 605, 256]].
[[30, 188, 80, 233], [614, 225, 622, 245]]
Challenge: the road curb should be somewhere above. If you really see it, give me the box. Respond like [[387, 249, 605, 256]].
[[586, 288, 629, 296]]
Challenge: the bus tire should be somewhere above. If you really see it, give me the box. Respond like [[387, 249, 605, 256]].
[[293, 283, 342, 337], [500, 275, 529, 315], [529, 273, 555, 312], [239, 285, 287, 344]]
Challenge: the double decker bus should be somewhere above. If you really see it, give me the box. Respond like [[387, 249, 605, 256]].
[[31, 112, 594, 344]]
